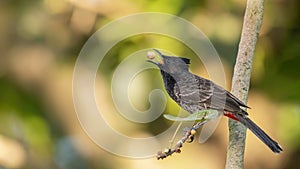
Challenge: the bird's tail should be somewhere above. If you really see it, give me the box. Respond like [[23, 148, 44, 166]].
[[234, 113, 283, 153]]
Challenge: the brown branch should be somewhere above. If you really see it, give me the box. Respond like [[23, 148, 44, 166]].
[[157, 120, 207, 160], [225, 0, 264, 168]]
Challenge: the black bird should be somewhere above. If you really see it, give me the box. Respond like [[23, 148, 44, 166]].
[[147, 49, 282, 153]]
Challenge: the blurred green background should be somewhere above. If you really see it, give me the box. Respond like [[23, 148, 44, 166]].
[[0, 0, 299, 169]]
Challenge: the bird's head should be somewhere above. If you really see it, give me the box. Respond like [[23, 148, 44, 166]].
[[147, 49, 190, 74]]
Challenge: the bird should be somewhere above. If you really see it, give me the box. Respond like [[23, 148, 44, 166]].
[[147, 49, 282, 153]]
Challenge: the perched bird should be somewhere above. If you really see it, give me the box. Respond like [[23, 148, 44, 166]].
[[147, 49, 282, 153]]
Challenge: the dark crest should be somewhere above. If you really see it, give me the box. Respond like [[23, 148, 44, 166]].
[[179, 57, 190, 64]]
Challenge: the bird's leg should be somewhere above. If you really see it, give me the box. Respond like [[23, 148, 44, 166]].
[[202, 103, 208, 120]]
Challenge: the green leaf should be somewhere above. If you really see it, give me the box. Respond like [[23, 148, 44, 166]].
[[204, 110, 220, 119], [163, 110, 219, 122]]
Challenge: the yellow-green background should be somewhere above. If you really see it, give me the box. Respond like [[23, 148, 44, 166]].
[[0, 0, 299, 169]]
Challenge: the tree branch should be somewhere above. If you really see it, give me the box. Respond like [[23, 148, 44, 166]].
[[157, 120, 208, 160], [225, 0, 264, 168]]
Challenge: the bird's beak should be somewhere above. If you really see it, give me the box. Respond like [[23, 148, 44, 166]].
[[153, 49, 163, 57], [146, 49, 164, 65], [146, 59, 158, 65]]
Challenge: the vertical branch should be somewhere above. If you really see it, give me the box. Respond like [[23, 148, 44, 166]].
[[225, 0, 264, 168]]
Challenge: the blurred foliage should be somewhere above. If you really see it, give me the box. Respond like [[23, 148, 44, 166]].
[[0, 0, 299, 169]]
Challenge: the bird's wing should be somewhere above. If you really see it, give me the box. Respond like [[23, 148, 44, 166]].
[[178, 75, 247, 112], [175, 75, 214, 104], [211, 84, 249, 113]]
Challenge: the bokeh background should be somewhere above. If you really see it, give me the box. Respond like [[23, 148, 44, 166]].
[[0, 0, 299, 169]]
